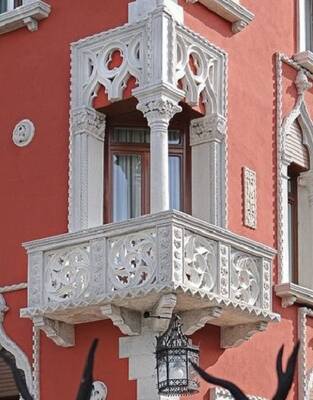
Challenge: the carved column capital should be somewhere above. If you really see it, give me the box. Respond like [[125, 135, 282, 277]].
[[137, 99, 182, 127], [190, 113, 226, 146], [71, 106, 106, 141]]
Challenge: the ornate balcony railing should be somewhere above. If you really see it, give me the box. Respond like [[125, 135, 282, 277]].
[[21, 211, 279, 348]]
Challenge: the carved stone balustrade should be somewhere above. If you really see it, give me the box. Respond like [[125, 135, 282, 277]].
[[21, 211, 279, 348]]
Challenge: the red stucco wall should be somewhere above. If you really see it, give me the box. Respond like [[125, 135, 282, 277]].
[[0, 0, 309, 399]]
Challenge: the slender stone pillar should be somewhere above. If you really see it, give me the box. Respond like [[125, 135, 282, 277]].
[[136, 89, 183, 213], [70, 106, 106, 231], [190, 113, 226, 226]]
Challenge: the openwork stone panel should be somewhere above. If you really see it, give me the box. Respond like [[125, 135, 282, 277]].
[[23, 211, 277, 331], [108, 230, 157, 291], [44, 244, 91, 304], [230, 251, 261, 307], [184, 231, 218, 292]]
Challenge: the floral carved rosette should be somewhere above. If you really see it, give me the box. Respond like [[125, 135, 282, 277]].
[[45, 245, 91, 303]]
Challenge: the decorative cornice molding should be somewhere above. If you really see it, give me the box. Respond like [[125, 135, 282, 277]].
[[0, 1, 51, 35], [190, 114, 226, 146], [186, 0, 254, 33], [71, 107, 106, 141]]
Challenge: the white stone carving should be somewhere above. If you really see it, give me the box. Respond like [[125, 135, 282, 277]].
[[184, 232, 217, 292], [190, 114, 226, 146], [100, 305, 141, 336], [219, 244, 229, 297], [71, 107, 106, 140], [221, 321, 268, 348], [32, 325, 40, 400], [243, 167, 257, 229], [33, 316, 75, 347], [230, 252, 260, 306], [108, 230, 156, 291], [22, 210, 279, 347], [210, 387, 267, 400], [44, 244, 91, 303], [128, 0, 184, 24], [298, 307, 313, 400], [91, 381, 108, 400], [12, 119, 35, 147], [0, 294, 34, 397], [186, 0, 254, 33], [181, 307, 223, 335], [276, 59, 313, 306], [0, 282, 27, 293], [69, 6, 227, 230], [0, 1, 50, 35], [150, 294, 177, 333]]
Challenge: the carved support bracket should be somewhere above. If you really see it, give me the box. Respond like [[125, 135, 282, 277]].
[[221, 321, 268, 348], [181, 307, 223, 335], [151, 294, 177, 333], [24, 17, 38, 32], [100, 305, 141, 336], [33, 316, 75, 347]]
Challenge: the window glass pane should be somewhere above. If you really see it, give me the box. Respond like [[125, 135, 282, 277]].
[[168, 130, 181, 145], [14, 0, 22, 8], [288, 203, 293, 279], [169, 156, 181, 210], [0, 0, 7, 13], [113, 154, 141, 222], [112, 128, 182, 145]]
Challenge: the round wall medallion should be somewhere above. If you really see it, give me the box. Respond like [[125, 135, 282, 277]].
[[12, 119, 35, 147]]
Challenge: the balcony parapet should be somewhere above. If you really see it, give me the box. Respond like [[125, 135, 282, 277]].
[[21, 211, 279, 348]]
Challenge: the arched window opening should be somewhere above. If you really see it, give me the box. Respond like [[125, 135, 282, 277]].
[[286, 119, 311, 287], [101, 99, 199, 224]]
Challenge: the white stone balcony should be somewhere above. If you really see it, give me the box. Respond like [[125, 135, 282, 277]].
[[21, 211, 279, 348]]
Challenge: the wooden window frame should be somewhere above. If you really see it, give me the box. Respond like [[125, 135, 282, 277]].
[[104, 121, 191, 223]]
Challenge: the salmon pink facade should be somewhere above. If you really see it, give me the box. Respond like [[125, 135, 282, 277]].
[[0, 0, 313, 399]]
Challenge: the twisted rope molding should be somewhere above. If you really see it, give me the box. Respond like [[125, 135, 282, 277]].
[[32, 325, 40, 400], [0, 282, 27, 293], [298, 307, 313, 400]]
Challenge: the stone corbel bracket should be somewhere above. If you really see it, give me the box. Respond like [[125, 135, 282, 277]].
[[33, 316, 75, 347], [150, 294, 177, 333], [221, 321, 268, 348], [181, 307, 223, 335], [0, 1, 51, 35], [186, 0, 254, 33], [100, 305, 141, 336]]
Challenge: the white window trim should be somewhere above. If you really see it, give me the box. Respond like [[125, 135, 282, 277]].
[[0, 0, 50, 35], [275, 68, 313, 307]]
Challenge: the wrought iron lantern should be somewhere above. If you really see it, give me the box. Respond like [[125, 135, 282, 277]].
[[156, 314, 199, 396]]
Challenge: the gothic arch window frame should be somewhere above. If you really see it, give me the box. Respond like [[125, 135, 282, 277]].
[[68, 4, 228, 233], [276, 72, 313, 305]]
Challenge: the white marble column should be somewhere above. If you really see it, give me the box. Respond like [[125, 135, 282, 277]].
[[136, 93, 182, 213]]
